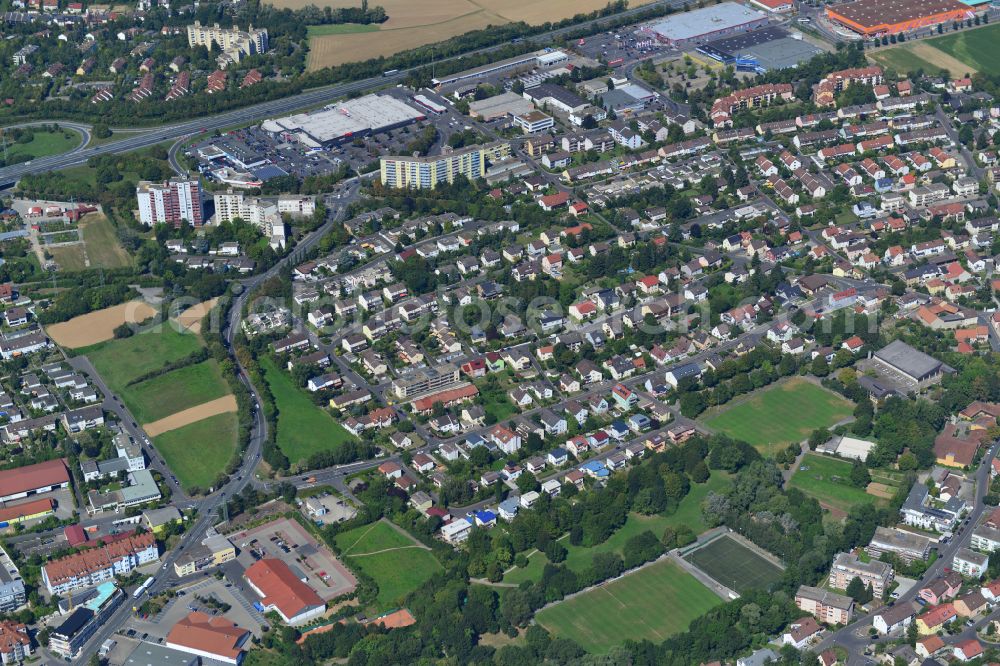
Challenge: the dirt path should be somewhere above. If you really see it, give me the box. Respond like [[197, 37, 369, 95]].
[[143, 394, 237, 436], [172, 297, 219, 334], [348, 545, 429, 557], [46, 300, 157, 348]]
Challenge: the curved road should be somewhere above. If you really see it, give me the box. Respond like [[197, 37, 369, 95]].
[[0, 0, 694, 188]]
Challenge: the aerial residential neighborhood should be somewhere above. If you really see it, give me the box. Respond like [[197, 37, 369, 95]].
[[5, 0, 1000, 664]]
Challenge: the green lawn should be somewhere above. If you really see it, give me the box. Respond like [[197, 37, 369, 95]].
[[701, 378, 853, 455], [504, 474, 730, 585], [4, 129, 82, 162], [81, 326, 204, 394], [260, 356, 355, 465], [788, 453, 880, 513], [126, 359, 231, 424], [867, 47, 941, 76], [536, 558, 721, 653], [927, 23, 1000, 74], [307, 23, 379, 36], [153, 412, 238, 491], [335, 521, 441, 611]]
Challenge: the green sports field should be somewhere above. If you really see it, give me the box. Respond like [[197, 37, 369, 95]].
[[684, 534, 784, 594], [125, 359, 231, 424], [788, 453, 881, 513], [701, 378, 853, 455], [81, 326, 204, 394], [504, 473, 731, 585], [535, 558, 721, 653], [261, 356, 355, 465], [153, 411, 238, 491], [335, 520, 441, 611]]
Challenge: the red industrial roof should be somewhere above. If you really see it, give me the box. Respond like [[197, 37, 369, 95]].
[[166, 611, 250, 661], [0, 458, 68, 497], [245, 559, 323, 621], [0, 497, 53, 523]]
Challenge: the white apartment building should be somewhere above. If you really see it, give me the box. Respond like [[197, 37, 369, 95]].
[[137, 179, 203, 227]]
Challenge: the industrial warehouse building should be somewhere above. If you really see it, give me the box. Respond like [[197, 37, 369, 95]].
[[261, 94, 425, 148], [826, 0, 975, 36], [0, 458, 69, 502], [645, 2, 770, 45], [697, 26, 824, 72]]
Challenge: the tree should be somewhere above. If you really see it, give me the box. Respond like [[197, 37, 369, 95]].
[[846, 575, 866, 601], [691, 460, 710, 483], [850, 460, 871, 488]]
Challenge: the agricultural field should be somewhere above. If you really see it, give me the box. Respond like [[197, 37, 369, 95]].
[[700, 378, 854, 456], [300, 0, 658, 69], [46, 300, 158, 348], [503, 474, 730, 585], [335, 520, 442, 610], [535, 558, 721, 653], [260, 356, 355, 465], [788, 453, 887, 513], [124, 359, 231, 425], [47, 244, 87, 272], [684, 534, 784, 594], [80, 325, 204, 392], [153, 411, 239, 491], [868, 24, 1000, 76]]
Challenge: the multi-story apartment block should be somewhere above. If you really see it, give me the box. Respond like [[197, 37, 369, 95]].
[[390, 364, 461, 399], [795, 585, 854, 625], [828, 552, 894, 597], [380, 142, 511, 189], [136, 178, 203, 227], [186, 22, 268, 68], [41, 532, 159, 595]]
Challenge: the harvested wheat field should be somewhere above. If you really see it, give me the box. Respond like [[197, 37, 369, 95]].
[[143, 394, 238, 437], [866, 483, 896, 500], [309, 10, 503, 69], [300, 0, 658, 69], [173, 297, 219, 334], [47, 300, 157, 348]]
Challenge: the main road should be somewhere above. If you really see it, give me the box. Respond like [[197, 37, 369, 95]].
[[0, 0, 693, 188]]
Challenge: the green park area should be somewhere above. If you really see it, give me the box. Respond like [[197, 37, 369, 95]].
[[503, 473, 730, 585], [125, 359, 231, 424], [788, 453, 884, 513], [2, 128, 82, 163], [701, 378, 853, 456], [335, 520, 442, 611], [260, 356, 355, 465], [153, 412, 239, 491], [535, 558, 721, 653]]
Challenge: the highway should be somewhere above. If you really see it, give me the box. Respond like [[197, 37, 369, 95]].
[[0, 0, 692, 188]]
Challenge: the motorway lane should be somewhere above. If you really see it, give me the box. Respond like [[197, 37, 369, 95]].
[[0, 0, 694, 186]]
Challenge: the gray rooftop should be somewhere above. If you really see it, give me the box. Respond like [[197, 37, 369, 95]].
[[648, 2, 766, 41], [873, 340, 946, 381]]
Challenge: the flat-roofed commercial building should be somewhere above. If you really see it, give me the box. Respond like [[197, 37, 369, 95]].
[[262, 94, 425, 148], [827, 0, 973, 36]]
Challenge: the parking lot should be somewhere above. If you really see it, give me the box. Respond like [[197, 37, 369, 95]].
[[233, 516, 356, 601], [575, 28, 666, 67], [123, 577, 265, 643], [302, 491, 358, 525]]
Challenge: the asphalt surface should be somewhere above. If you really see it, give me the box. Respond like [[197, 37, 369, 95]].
[[0, 0, 693, 189]]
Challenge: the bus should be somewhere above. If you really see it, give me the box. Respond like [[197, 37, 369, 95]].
[[133, 576, 155, 599], [383, 69, 399, 77]]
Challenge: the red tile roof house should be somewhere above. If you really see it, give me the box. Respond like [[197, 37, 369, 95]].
[[539, 191, 570, 211], [954, 638, 984, 661], [245, 559, 325, 625], [916, 634, 944, 658]]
